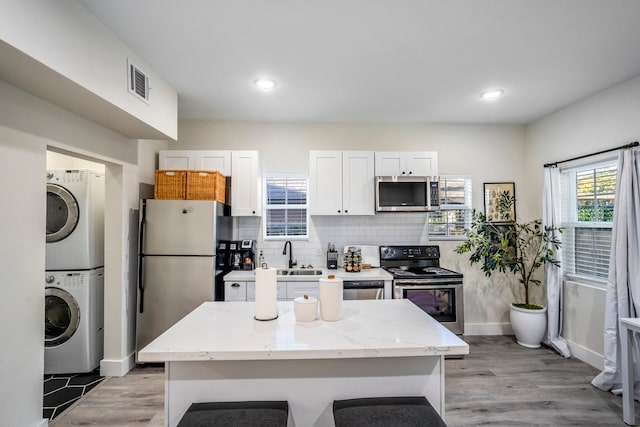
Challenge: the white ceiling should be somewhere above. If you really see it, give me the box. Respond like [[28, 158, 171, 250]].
[[79, 0, 640, 125]]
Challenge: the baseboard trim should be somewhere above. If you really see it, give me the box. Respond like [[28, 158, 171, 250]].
[[567, 339, 604, 370], [464, 322, 513, 336], [100, 352, 136, 377]]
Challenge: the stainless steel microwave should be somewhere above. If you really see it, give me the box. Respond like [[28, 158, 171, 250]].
[[375, 176, 440, 212]]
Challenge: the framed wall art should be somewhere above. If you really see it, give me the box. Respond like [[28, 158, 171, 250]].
[[484, 182, 516, 223]]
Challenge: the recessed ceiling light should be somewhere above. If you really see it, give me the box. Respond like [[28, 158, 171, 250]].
[[480, 89, 505, 101], [254, 78, 277, 91]]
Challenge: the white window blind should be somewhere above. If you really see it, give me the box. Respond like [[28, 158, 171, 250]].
[[264, 175, 309, 239], [428, 175, 472, 239], [560, 162, 616, 281]]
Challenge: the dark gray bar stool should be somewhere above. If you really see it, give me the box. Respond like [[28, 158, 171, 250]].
[[177, 400, 289, 427], [333, 396, 447, 427]]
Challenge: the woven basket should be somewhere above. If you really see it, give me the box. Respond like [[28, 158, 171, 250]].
[[154, 170, 187, 199], [186, 170, 226, 202]]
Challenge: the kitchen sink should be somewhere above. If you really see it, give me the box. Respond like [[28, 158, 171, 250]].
[[277, 269, 323, 276]]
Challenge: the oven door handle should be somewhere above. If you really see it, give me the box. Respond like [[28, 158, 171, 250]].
[[394, 282, 462, 289]]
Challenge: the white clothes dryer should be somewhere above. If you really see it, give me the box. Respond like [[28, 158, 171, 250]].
[[46, 170, 104, 270], [44, 268, 104, 375]]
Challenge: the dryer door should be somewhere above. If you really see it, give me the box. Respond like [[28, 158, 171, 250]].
[[45, 287, 81, 347], [46, 183, 79, 243]]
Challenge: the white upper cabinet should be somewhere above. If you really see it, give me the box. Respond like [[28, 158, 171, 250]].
[[231, 151, 261, 216], [309, 151, 375, 216], [342, 151, 376, 215], [159, 150, 231, 176], [374, 151, 438, 177]]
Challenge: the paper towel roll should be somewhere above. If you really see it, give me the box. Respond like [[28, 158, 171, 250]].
[[319, 275, 343, 321], [255, 267, 278, 321]]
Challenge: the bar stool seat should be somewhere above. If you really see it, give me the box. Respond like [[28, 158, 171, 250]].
[[177, 400, 289, 427], [333, 396, 447, 427]]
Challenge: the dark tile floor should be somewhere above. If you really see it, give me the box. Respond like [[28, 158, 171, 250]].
[[43, 369, 105, 421]]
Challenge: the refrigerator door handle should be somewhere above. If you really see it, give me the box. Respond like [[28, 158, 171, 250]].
[[138, 203, 146, 314]]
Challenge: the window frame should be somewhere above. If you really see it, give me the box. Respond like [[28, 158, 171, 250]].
[[427, 175, 472, 241], [262, 173, 309, 241], [561, 160, 616, 285]]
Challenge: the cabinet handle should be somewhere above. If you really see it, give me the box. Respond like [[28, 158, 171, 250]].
[[344, 210, 348, 213], [231, 283, 240, 287], [252, 210, 256, 214], [401, 171, 406, 175], [408, 171, 413, 175], [337, 210, 341, 213]]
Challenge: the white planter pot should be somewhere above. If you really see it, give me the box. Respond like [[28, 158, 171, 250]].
[[510, 304, 547, 348]]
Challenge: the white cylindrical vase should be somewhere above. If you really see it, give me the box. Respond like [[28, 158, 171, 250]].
[[319, 275, 343, 321], [255, 267, 278, 321]]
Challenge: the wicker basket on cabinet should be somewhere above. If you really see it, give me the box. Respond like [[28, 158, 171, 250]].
[[154, 170, 187, 200], [186, 170, 226, 202]]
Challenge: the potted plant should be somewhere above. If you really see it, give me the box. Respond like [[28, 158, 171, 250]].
[[455, 191, 562, 348]]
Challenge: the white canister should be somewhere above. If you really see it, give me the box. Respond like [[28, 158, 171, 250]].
[[293, 294, 318, 322], [319, 275, 343, 321]]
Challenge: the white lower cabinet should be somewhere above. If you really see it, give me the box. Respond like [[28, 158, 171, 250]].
[[225, 281, 247, 301], [286, 282, 320, 300], [246, 282, 287, 301], [224, 281, 319, 301]]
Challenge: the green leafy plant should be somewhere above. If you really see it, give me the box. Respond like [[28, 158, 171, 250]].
[[455, 191, 562, 309]]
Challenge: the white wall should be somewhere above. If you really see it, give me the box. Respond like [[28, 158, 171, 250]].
[[176, 120, 528, 334], [0, 126, 47, 427], [525, 74, 640, 367], [0, 0, 177, 140], [0, 80, 142, 425], [47, 151, 106, 173]]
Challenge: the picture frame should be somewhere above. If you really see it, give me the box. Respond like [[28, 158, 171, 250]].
[[483, 182, 516, 223]]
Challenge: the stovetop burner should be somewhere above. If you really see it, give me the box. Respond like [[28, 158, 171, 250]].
[[379, 245, 463, 279], [385, 266, 461, 278]]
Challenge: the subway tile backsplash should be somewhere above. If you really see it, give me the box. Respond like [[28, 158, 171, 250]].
[[237, 214, 429, 269]]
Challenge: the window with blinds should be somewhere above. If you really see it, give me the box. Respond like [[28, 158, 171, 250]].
[[428, 175, 472, 239], [264, 175, 309, 239], [560, 162, 616, 281]]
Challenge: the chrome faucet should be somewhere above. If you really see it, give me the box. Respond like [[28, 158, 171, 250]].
[[282, 240, 296, 269]]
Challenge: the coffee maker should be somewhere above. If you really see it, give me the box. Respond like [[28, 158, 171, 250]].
[[226, 240, 257, 270]]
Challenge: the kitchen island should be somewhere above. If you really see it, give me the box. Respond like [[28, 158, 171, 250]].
[[138, 299, 469, 427]]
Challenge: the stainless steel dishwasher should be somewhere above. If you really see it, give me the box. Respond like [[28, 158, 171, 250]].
[[343, 280, 385, 300]]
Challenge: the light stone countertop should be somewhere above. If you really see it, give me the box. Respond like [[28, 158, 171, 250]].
[[223, 267, 393, 282], [137, 299, 469, 362]]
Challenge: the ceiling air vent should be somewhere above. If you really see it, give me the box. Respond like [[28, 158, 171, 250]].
[[127, 58, 150, 104]]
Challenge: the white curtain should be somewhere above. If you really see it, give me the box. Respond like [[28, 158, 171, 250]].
[[543, 167, 571, 357], [592, 148, 640, 396]]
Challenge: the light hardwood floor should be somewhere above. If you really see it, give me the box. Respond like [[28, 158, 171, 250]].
[[52, 335, 637, 426]]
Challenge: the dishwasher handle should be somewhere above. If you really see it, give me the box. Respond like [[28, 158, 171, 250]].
[[342, 280, 384, 290]]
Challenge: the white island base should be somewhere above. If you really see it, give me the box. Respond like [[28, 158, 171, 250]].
[[139, 300, 468, 427]]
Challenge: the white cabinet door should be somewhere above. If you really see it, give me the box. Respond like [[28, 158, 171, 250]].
[[374, 151, 438, 176], [309, 151, 343, 215], [159, 150, 231, 176], [195, 151, 231, 176], [159, 150, 195, 170], [224, 281, 247, 301], [247, 282, 287, 301], [285, 282, 320, 300], [342, 151, 375, 215], [405, 152, 438, 176], [310, 151, 374, 216], [374, 152, 404, 176], [231, 151, 261, 216]]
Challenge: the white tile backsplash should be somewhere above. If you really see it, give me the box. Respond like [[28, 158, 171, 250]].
[[237, 213, 430, 269]]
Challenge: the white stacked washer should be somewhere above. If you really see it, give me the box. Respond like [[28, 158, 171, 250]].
[[46, 170, 104, 271], [45, 170, 105, 374], [44, 269, 105, 374]]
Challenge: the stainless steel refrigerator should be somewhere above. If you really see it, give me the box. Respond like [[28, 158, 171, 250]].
[[136, 199, 232, 355]]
